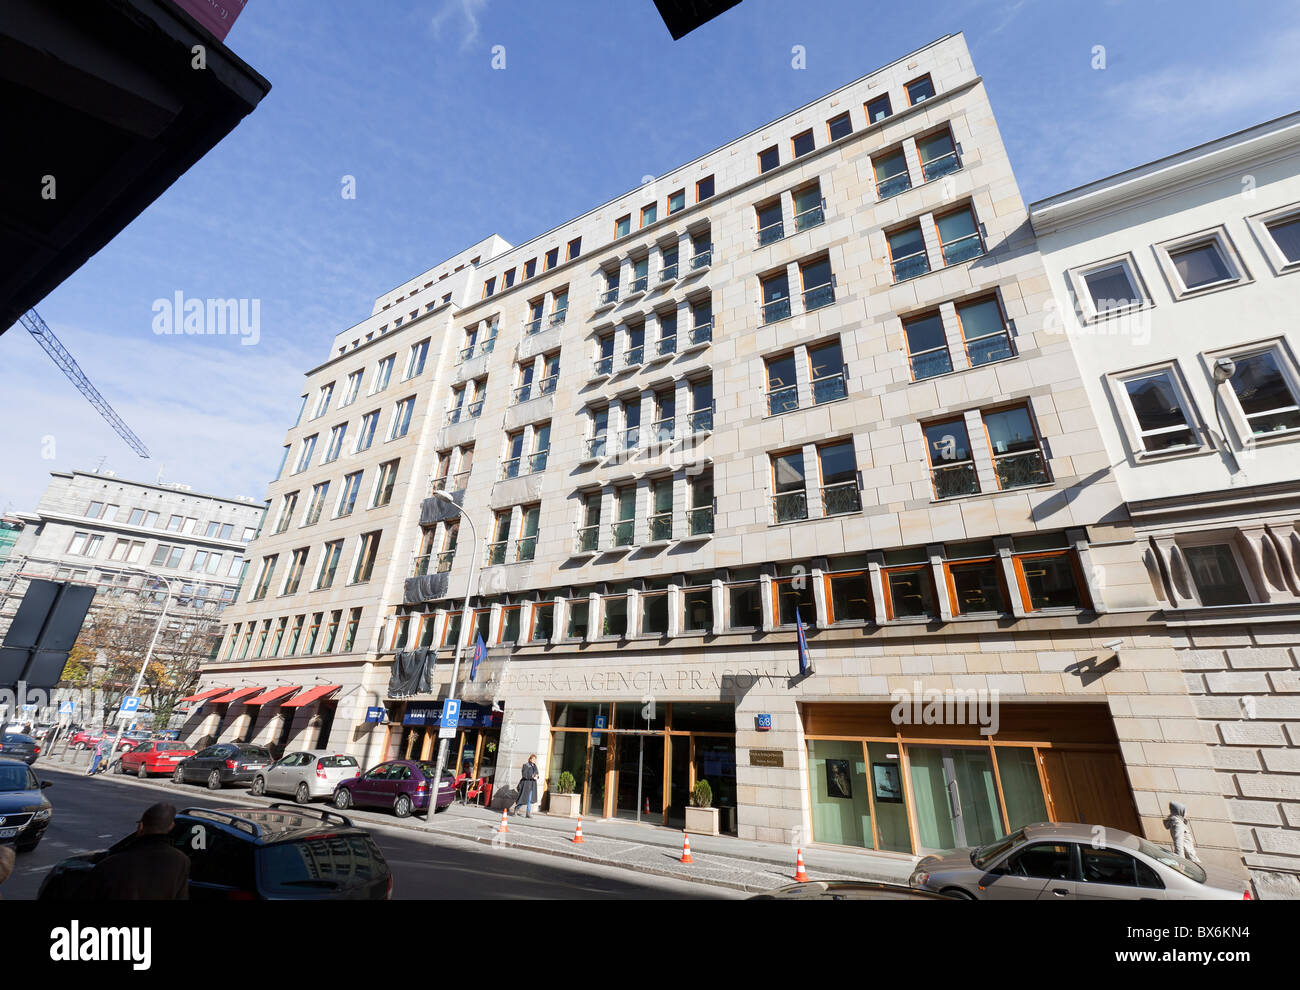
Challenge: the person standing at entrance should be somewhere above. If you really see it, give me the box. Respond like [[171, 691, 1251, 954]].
[[511, 754, 539, 817]]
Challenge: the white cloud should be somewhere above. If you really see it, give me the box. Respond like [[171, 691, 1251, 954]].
[[429, 0, 489, 50]]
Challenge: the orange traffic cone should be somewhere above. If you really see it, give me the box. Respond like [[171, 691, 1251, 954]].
[[497, 808, 509, 833], [572, 818, 585, 844], [793, 848, 809, 882], [680, 832, 694, 864]]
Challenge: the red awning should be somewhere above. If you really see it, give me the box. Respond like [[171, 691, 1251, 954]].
[[208, 686, 265, 705], [243, 685, 302, 706], [280, 684, 341, 708], [177, 687, 232, 704]]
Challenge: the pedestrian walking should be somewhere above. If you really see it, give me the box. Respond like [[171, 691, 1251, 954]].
[[86, 736, 110, 776], [510, 753, 540, 817], [81, 802, 189, 900]]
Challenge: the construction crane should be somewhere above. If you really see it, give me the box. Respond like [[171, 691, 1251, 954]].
[[17, 309, 150, 458]]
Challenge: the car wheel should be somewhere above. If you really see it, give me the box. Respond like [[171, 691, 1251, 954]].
[[113, 759, 124, 774], [333, 788, 351, 810], [942, 887, 977, 900], [172, 766, 185, 784], [207, 770, 222, 791], [394, 794, 412, 818], [251, 775, 265, 796], [73, 742, 86, 751], [137, 763, 149, 779], [295, 782, 310, 804]]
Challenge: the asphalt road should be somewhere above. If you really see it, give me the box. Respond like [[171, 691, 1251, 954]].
[[3, 765, 726, 900]]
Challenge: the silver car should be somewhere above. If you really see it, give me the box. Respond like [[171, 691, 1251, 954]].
[[250, 750, 360, 803], [909, 822, 1252, 900]]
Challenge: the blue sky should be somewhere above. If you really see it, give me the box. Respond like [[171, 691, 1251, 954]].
[[3, 0, 1298, 512]]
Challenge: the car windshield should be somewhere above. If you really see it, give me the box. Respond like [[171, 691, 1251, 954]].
[[239, 747, 271, 760], [1136, 838, 1207, 884], [156, 742, 189, 752], [320, 755, 357, 768], [3, 735, 33, 744], [259, 835, 387, 895], [972, 829, 1025, 868], [0, 765, 33, 791]]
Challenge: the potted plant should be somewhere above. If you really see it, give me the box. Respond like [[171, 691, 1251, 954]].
[[685, 778, 719, 835], [549, 770, 582, 818]]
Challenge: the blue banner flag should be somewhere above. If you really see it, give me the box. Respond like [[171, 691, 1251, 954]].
[[470, 633, 487, 681], [795, 607, 812, 675]]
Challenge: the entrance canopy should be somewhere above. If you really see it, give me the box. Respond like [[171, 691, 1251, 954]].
[[176, 687, 230, 704]]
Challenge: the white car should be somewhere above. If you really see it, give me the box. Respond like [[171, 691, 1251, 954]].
[[250, 750, 360, 803]]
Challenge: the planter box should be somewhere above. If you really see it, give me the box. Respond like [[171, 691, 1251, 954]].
[[685, 805, 719, 836], [549, 792, 582, 818]]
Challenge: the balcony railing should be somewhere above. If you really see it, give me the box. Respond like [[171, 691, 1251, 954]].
[[413, 551, 455, 577], [500, 457, 522, 481], [876, 170, 911, 199], [994, 450, 1050, 490], [660, 263, 679, 283], [794, 203, 825, 232], [812, 373, 848, 404], [690, 247, 712, 270], [773, 490, 809, 523], [932, 462, 980, 499], [967, 333, 1014, 367], [821, 482, 862, 516], [515, 536, 537, 562], [586, 435, 608, 459], [593, 355, 614, 377], [620, 426, 640, 451], [657, 335, 677, 357], [624, 346, 644, 368], [910, 347, 954, 380], [629, 275, 649, 295], [599, 287, 619, 306], [688, 505, 714, 536], [688, 408, 713, 434], [550, 310, 568, 328], [803, 282, 835, 312], [486, 541, 508, 566], [436, 550, 454, 573], [538, 374, 559, 396], [412, 553, 433, 577], [891, 249, 931, 282], [767, 385, 799, 415], [648, 513, 673, 542], [651, 418, 676, 443], [528, 450, 549, 473], [576, 525, 599, 553], [941, 233, 985, 266], [512, 382, 534, 404], [921, 150, 961, 182], [689, 322, 713, 346], [757, 221, 784, 247], [466, 399, 484, 419], [611, 520, 634, 547], [445, 406, 466, 426], [524, 317, 543, 336], [448, 469, 471, 493], [762, 296, 792, 324]]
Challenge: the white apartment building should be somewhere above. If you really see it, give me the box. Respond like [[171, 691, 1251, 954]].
[[1031, 111, 1300, 897], [193, 34, 1251, 884]]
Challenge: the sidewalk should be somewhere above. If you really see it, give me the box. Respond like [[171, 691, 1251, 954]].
[[41, 748, 918, 894]]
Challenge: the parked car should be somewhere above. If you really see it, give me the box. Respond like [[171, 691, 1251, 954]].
[[172, 743, 273, 790], [67, 728, 103, 751], [113, 730, 155, 752], [251, 750, 360, 803], [39, 804, 391, 900], [751, 881, 959, 901], [332, 759, 456, 818], [117, 740, 197, 778], [909, 823, 1253, 900], [0, 757, 53, 852], [0, 733, 40, 764]]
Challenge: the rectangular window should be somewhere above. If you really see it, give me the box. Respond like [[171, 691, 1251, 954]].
[[904, 311, 952, 380], [865, 94, 892, 123], [888, 224, 930, 282], [983, 405, 1050, 490], [757, 200, 784, 246], [390, 396, 415, 439], [517, 504, 540, 562], [483, 277, 496, 299], [773, 576, 814, 627], [809, 339, 846, 404], [404, 339, 429, 380], [545, 247, 559, 270], [566, 599, 590, 639], [827, 112, 852, 141], [667, 189, 685, 214], [351, 532, 380, 584], [818, 440, 861, 515], [728, 573, 763, 629], [945, 554, 1007, 616], [372, 354, 395, 392], [313, 383, 334, 419], [502, 268, 516, 289], [615, 215, 631, 239], [323, 424, 347, 463], [602, 596, 628, 637], [791, 130, 814, 158], [801, 256, 835, 311], [283, 548, 309, 595], [341, 370, 363, 406], [567, 238, 582, 261], [1118, 369, 1199, 452], [1183, 544, 1251, 606], [316, 541, 342, 590], [529, 602, 554, 642], [355, 411, 379, 451], [918, 127, 961, 182], [304, 482, 330, 525], [488, 510, 511, 565], [1223, 347, 1300, 435], [956, 295, 1014, 367], [293, 436, 317, 473], [766, 352, 798, 415], [906, 74, 935, 105], [1265, 212, 1300, 265], [1014, 551, 1087, 611], [683, 583, 713, 630], [771, 450, 808, 522], [649, 477, 673, 541], [578, 493, 602, 552], [252, 555, 279, 601], [336, 471, 363, 517], [523, 258, 537, 280], [630, 257, 649, 294], [827, 570, 871, 623], [1074, 256, 1147, 318], [641, 203, 657, 227], [613, 487, 636, 547], [936, 206, 984, 265], [924, 417, 979, 498], [373, 460, 399, 507], [696, 175, 715, 202], [343, 608, 361, 652], [762, 271, 791, 324], [758, 146, 780, 173], [883, 566, 934, 620], [874, 148, 911, 199], [793, 183, 823, 233]]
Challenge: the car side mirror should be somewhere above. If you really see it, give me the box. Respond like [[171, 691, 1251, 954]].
[[40, 781, 53, 789]]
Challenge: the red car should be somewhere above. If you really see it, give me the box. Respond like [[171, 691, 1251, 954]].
[[117, 740, 196, 777]]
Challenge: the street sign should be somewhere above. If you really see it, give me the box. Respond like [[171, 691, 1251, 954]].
[[593, 713, 606, 744], [438, 699, 460, 739], [120, 695, 140, 714], [58, 701, 75, 716], [365, 706, 388, 724]]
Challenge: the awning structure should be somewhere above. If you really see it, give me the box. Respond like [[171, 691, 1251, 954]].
[[243, 685, 301, 706], [208, 686, 265, 705], [176, 687, 232, 704], [280, 684, 341, 709]]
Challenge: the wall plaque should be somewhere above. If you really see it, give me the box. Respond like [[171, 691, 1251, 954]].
[[749, 748, 784, 768]]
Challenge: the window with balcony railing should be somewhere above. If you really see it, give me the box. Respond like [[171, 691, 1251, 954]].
[[819, 441, 861, 515], [957, 297, 1015, 367], [937, 207, 985, 266], [873, 148, 911, 199], [801, 258, 835, 311], [762, 273, 791, 324], [629, 260, 649, 295], [689, 319, 713, 346], [486, 541, 508, 566], [537, 373, 558, 396], [793, 198, 824, 233], [661, 249, 679, 283], [651, 417, 675, 444], [500, 457, 522, 480], [810, 342, 847, 404], [648, 513, 672, 541], [757, 202, 784, 247], [657, 332, 677, 357], [925, 418, 980, 499], [611, 519, 634, 547], [688, 407, 713, 433], [527, 449, 549, 473], [688, 505, 714, 536], [889, 225, 930, 282], [620, 425, 640, 451], [690, 242, 712, 270], [766, 353, 798, 415], [599, 283, 619, 306], [985, 405, 1050, 490], [576, 524, 599, 553], [919, 129, 961, 182], [586, 434, 608, 459], [772, 450, 808, 522], [904, 311, 953, 380], [515, 535, 537, 562]]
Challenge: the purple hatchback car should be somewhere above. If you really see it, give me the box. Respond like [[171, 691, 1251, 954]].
[[332, 760, 456, 818]]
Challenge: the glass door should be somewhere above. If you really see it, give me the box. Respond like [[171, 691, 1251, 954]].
[[614, 734, 664, 822], [908, 744, 1006, 853], [667, 736, 690, 828], [586, 732, 608, 818]]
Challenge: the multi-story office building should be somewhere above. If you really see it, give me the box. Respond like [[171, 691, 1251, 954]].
[[1030, 112, 1300, 897], [194, 34, 1248, 880]]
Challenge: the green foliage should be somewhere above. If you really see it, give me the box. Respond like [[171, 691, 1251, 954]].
[[556, 770, 576, 794], [691, 778, 713, 808]]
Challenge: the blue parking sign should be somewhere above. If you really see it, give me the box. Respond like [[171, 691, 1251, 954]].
[[59, 701, 76, 715], [120, 696, 140, 714], [439, 699, 460, 739]]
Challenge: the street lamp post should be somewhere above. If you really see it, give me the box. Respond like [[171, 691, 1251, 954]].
[[426, 489, 479, 817]]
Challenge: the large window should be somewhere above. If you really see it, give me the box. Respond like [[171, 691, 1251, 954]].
[[771, 450, 808, 522], [935, 206, 984, 265], [956, 295, 1014, 367], [924, 418, 978, 498], [888, 224, 930, 282], [904, 311, 952, 380], [818, 441, 861, 515], [983, 405, 1049, 490]]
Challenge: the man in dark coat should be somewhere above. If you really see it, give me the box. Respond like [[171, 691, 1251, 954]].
[[510, 754, 540, 818], [83, 802, 189, 899]]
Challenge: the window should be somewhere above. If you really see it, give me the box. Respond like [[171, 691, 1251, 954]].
[[599, 269, 619, 307], [918, 127, 961, 182], [868, 148, 909, 198], [578, 492, 602, 552], [1155, 227, 1250, 297], [1070, 255, 1149, 320], [865, 94, 892, 123], [516, 505, 540, 562], [276, 445, 291, 479], [551, 291, 568, 327], [641, 203, 657, 228], [587, 407, 609, 459], [274, 493, 298, 534], [883, 561, 935, 620], [1219, 345, 1300, 437], [826, 567, 871, 623], [67, 532, 102, 557], [944, 542, 1007, 615], [904, 311, 951, 380], [727, 570, 763, 629], [488, 509, 512, 565], [86, 501, 105, 518], [594, 334, 615, 377], [545, 247, 559, 270], [957, 295, 1014, 367], [656, 309, 678, 356], [691, 231, 712, 269], [696, 175, 714, 202], [690, 297, 713, 344], [758, 146, 780, 173], [312, 383, 334, 419], [766, 353, 798, 415], [502, 268, 516, 289], [109, 539, 144, 563], [984, 405, 1050, 490], [372, 354, 395, 393], [773, 573, 814, 627], [649, 477, 673, 541], [323, 424, 347, 463], [818, 441, 861, 514], [343, 607, 361, 652], [372, 460, 399, 507], [390, 397, 415, 439], [351, 532, 380, 583], [251, 555, 278, 601], [888, 224, 930, 282], [567, 237, 582, 261], [689, 377, 714, 433], [906, 75, 935, 105], [336, 471, 363, 517], [1013, 548, 1087, 611], [1249, 204, 1300, 274], [502, 430, 525, 479], [793, 183, 823, 232], [294, 436, 317, 473], [151, 544, 185, 568], [689, 471, 713, 536], [762, 271, 791, 323], [791, 130, 814, 158], [529, 602, 554, 642], [809, 339, 846, 404], [622, 401, 641, 451], [771, 450, 808, 522], [304, 482, 330, 525], [667, 190, 685, 215], [625, 322, 645, 367], [827, 112, 852, 141], [283, 548, 309, 595], [801, 256, 835, 311], [613, 487, 636, 547], [1114, 367, 1200, 453], [630, 257, 649, 294], [523, 258, 537, 280], [404, 339, 429, 380], [683, 582, 713, 630], [482, 277, 496, 299], [355, 411, 379, 452], [757, 200, 784, 246], [935, 206, 984, 265], [653, 389, 675, 443], [615, 215, 631, 238], [294, 393, 308, 426], [315, 541, 342, 590], [565, 598, 590, 640], [924, 417, 979, 498], [1182, 543, 1251, 606]]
